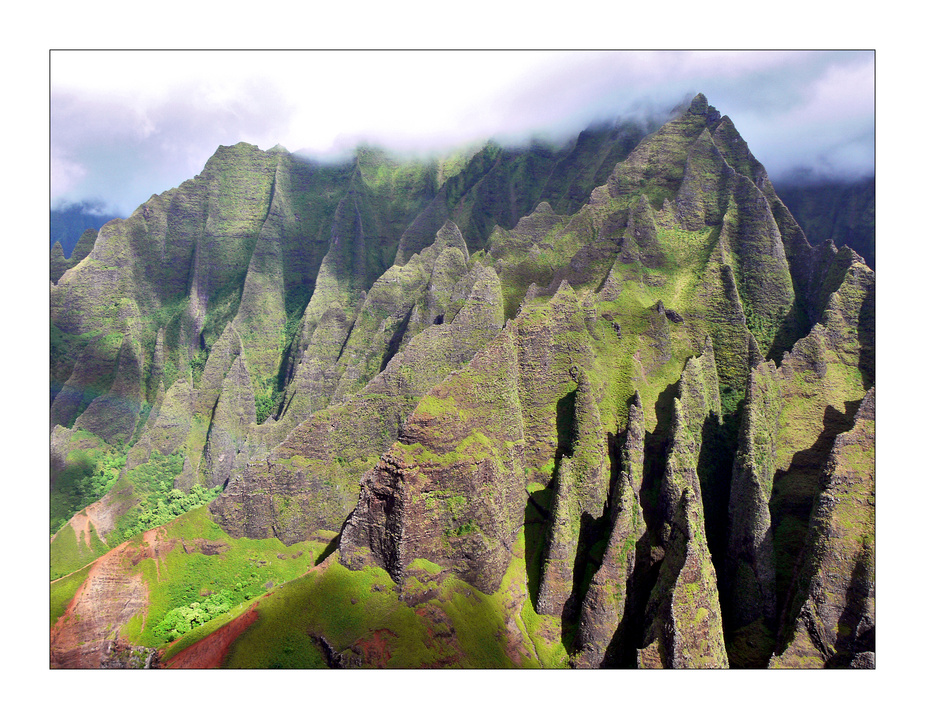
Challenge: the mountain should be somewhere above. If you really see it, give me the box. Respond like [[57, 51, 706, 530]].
[[775, 176, 875, 269], [50, 202, 119, 253], [49, 94, 874, 669]]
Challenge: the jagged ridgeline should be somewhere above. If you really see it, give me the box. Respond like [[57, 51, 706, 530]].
[[50, 95, 874, 669]]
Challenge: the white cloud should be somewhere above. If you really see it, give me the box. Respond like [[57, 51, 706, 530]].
[[50, 152, 87, 198], [50, 50, 875, 215]]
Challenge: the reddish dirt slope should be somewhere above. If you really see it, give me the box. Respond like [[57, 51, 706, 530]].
[[165, 604, 260, 669], [50, 534, 153, 668], [50, 526, 184, 668]]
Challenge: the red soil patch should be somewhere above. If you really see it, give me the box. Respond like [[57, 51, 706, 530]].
[[165, 604, 260, 669], [50, 540, 149, 668], [354, 629, 397, 667]]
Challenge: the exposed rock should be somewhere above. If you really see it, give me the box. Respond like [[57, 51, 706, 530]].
[[211, 260, 506, 543], [340, 325, 526, 592], [48, 93, 875, 671], [724, 362, 781, 641], [536, 367, 609, 617], [638, 342, 728, 667], [725, 262, 874, 666], [575, 392, 646, 667], [73, 326, 145, 445], [770, 388, 875, 668], [637, 489, 728, 668], [50, 535, 151, 668], [100, 640, 161, 669], [201, 354, 257, 488]]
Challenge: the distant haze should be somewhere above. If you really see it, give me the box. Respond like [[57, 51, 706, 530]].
[[51, 50, 874, 218]]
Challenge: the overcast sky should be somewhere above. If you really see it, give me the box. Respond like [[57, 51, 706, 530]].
[[51, 50, 874, 217]]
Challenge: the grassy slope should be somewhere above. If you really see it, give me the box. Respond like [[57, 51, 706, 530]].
[[220, 528, 566, 668], [50, 501, 568, 668]]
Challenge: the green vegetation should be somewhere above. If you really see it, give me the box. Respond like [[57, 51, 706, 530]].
[[116, 507, 325, 652], [51, 564, 92, 626], [254, 383, 283, 424], [50, 438, 125, 534], [50, 520, 111, 580], [154, 590, 233, 642], [218, 527, 565, 668], [106, 451, 219, 545]]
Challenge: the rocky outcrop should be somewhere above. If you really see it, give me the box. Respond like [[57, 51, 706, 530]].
[[723, 362, 781, 643], [637, 489, 728, 668], [72, 315, 146, 445], [637, 341, 728, 668], [574, 392, 646, 667], [770, 387, 875, 668], [340, 325, 527, 592], [724, 261, 874, 666], [51, 229, 99, 284], [211, 254, 506, 543], [201, 354, 257, 488], [49, 93, 875, 670], [535, 367, 609, 617], [341, 281, 600, 593]]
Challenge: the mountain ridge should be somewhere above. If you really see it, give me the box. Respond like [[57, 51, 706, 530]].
[[49, 94, 874, 669]]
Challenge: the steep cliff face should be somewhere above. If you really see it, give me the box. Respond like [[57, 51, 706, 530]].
[[210, 228, 507, 544], [573, 392, 646, 667], [50, 93, 874, 669], [724, 259, 874, 666], [636, 342, 728, 668], [535, 365, 610, 617], [770, 387, 875, 668], [51, 228, 98, 284]]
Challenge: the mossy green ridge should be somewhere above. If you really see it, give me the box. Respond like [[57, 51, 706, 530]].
[[637, 489, 728, 668], [535, 366, 609, 617], [635, 342, 729, 668], [51, 228, 98, 283], [211, 233, 506, 544], [574, 391, 646, 667], [50, 142, 444, 550], [770, 387, 875, 668], [339, 321, 527, 593], [393, 120, 649, 264], [724, 260, 873, 667], [723, 361, 782, 651]]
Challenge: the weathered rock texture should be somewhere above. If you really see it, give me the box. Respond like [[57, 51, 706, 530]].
[[724, 259, 874, 666], [50, 533, 152, 668], [770, 387, 875, 668], [636, 342, 729, 668], [574, 392, 646, 667]]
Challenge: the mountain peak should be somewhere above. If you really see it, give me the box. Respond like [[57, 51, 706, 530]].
[[689, 93, 710, 114], [685, 92, 722, 128]]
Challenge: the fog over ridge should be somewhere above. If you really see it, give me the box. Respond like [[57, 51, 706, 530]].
[[51, 50, 874, 217]]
